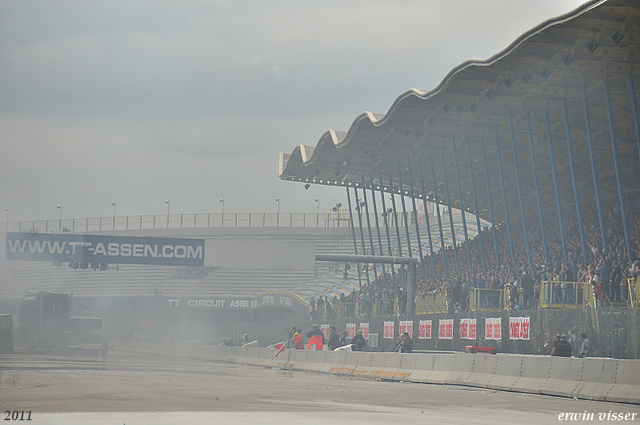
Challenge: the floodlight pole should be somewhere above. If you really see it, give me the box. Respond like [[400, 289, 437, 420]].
[[315, 253, 418, 318]]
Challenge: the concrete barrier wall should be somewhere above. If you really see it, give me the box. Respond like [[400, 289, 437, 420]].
[[113, 341, 640, 404]]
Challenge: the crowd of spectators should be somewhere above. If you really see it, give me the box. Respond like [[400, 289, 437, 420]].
[[310, 197, 640, 319]]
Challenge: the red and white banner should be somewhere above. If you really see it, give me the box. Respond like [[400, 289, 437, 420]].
[[418, 320, 432, 339], [399, 320, 413, 338], [459, 318, 477, 340], [383, 321, 394, 339], [346, 323, 356, 338], [509, 316, 530, 340], [438, 319, 454, 339], [485, 317, 502, 341], [320, 324, 330, 339], [359, 322, 369, 339]]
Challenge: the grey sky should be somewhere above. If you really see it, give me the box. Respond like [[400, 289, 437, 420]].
[[1, 0, 586, 223]]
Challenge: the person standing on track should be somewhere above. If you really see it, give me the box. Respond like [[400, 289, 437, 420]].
[[293, 327, 304, 350], [351, 329, 366, 351], [306, 324, 325, 350]]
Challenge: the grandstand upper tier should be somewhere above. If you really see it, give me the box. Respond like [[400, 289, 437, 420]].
[[1, 210, 476, 302]]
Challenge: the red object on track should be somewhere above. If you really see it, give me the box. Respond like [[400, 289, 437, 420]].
[[465, 346, 497, 354]]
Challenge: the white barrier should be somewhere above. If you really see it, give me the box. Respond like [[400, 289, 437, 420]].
[[512, 356, 551, 394], [444, 353, 475, 386], [112, 341, 640, 404], [466, 353, 498, 388], [607, 358, 640, 403], [489, 356, 522, 392]]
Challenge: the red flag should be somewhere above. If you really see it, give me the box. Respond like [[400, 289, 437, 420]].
[[274, 341, 287, 357]]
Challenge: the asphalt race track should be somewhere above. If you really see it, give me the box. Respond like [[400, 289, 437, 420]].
[[0, 349, 638, 425]]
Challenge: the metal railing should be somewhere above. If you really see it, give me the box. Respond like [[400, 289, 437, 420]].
[[373, 298, 397, 317], [539, 281, 595, 309], [469, 288, 504, 312], [337, 302, 357, 319], [415, 292, 449, 314], [628, 277, 640, 308], [4, 210, 414, 233]]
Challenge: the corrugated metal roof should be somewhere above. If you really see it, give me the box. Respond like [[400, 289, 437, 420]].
[[279, 0, 640, 224]]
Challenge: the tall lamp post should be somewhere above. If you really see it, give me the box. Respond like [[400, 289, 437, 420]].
[[111, 201, 116, 230], [3, 207, 8, 233], [315, 198, 320, 227], [219, 199, 224, 227], [275, 198, 280, 226], [57, 205, 62, 232], [332, 202, 342, 253], [165, 200, 170, 228]]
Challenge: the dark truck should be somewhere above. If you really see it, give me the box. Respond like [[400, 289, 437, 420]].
[[18, 291, 109, 355]]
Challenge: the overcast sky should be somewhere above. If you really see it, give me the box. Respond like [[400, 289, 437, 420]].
[[1, 0, 587, 223]]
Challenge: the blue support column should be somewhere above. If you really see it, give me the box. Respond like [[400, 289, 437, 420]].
[[480, 136, 500, 268], [430, 158, 449, 279], [406, 158, 426, 278], [397, 162, 414, 259], [465, 138, 486, 269], [604, 81, 633, 266], [418, 159, 437, 278], [370, 173, 387, 284], [353, 186, 371, 285], [508, 113, 531, 264], [452, 137, 472, 271], [544, 110, 568, 263], [379, 176, 397, 286], [582, 86, 607, 253], [388, 175, 407, 286], [494, 126, 516, 267], [630, 76, 640, 164], [526, 112, 549, 266], [562, 98, 588, 264], [345, 186, 362, 287], [440, 146, 460, 273], [361, 176, 377, 280]]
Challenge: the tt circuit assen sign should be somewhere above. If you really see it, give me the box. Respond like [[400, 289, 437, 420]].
[[5, 233, 204, 267]]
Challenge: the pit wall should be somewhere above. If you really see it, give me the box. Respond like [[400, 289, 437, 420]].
[[116, 341, 639, 404]]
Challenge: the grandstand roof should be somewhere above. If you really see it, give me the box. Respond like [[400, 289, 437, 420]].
[[279, 0, 640, 224]]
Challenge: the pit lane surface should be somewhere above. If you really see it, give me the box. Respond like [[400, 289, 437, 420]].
[[0, 349, 637, 424]]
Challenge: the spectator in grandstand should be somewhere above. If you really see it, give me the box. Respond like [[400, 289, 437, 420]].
[[578, 332, 590, 358], [576, 263, 588, 282], [316, 296, 325, 317], [472, 274, 485, 289], [309, 298, 317, 321], [397, 288, 407, 316], [521, 270, 535, 307], [587, 265, 605, 304], [560, 264, 574, 304], [351, 329, 366, 351], [611, 260, 622, 301], [325, 300, 334, 320], [630, 260, 640, 278], [597, 259, 612, 299]]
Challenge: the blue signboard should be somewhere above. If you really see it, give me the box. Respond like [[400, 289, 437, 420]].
[[5, 233, 205, 266]]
